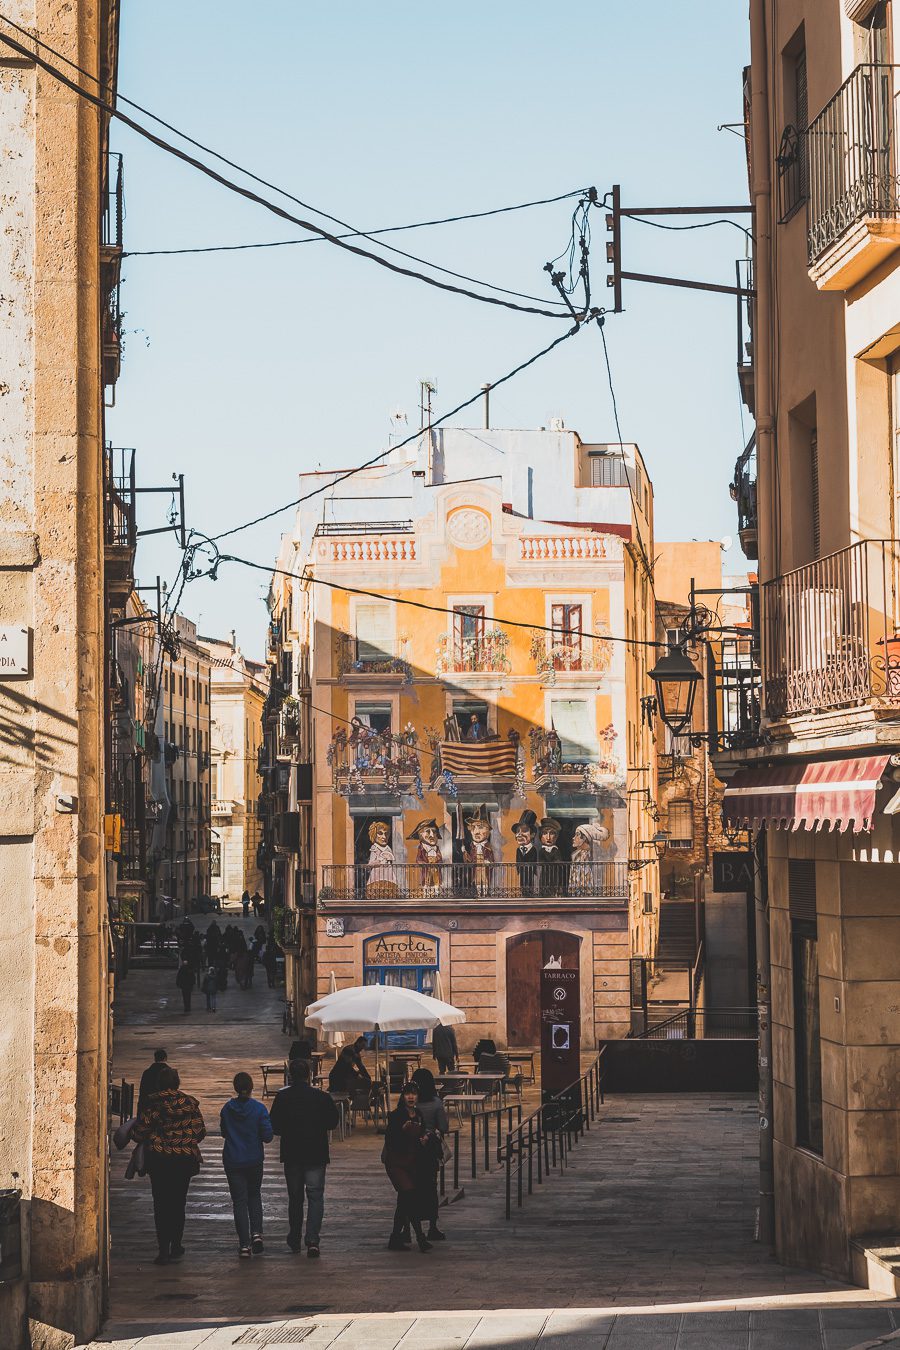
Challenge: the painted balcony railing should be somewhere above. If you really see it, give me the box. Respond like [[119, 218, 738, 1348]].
[[762, 539, 900, 720], [807, 64, 900, 262], [327, 725, 424, 798], [436, 630, 511, 675], [319, 860, 629, 903], [335, 636, 412, 681], [529, 629, 614, 682], [529, 725, 620, 794]]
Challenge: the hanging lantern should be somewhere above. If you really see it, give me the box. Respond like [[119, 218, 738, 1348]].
[[648, 646, 701, 736]]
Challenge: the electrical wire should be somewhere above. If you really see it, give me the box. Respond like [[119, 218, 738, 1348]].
[[209, 321, 589, 543], [626, 214, 753, 242], [123, 190, 589, 258], [0, 15, 574, 316], [597, 320, 655, 595], [198, 550, 666, 651]]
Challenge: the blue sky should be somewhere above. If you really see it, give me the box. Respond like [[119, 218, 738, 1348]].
[[109, 2, 752, 655]]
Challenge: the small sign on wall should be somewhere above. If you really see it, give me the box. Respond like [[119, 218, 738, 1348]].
[[712, 851, 754, 892], [0, 626, 30, 676]]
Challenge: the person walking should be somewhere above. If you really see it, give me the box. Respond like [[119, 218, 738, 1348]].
[[138, 1048, 169, 1116], [132, 1065, 205, 1265], [431, 1022, 458, 1074], [410, 1069, 449, 1241], [383, 1081, 434, 1253], [241, 889, 250, 918], [220, 1072, 273, 1259], [175, 958, 194, 1013], [202, 965, 219, 1012], [269, 1059, 339, 1258], [263, 939, 279, 989]]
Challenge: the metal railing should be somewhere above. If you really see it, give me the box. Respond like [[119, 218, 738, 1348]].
[[336, 635, 411, 679], [436, 631, 511, 675], [320, 860, 629, 903], [102, 152, 124, 252], [109, 1078, 135, 1125], [103, 445, 136, 550], [468, 1103, 524, 1179], [762, 538, 900, 720], [777, 124, 806, 223], [636, 1007, 759, 1040], [280, 907, 300, 948], [504, 1052, 606, 1218], [807, 64, 900, 262]]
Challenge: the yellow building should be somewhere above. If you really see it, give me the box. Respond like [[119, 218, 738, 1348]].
[[268, 426, 659, 1047]]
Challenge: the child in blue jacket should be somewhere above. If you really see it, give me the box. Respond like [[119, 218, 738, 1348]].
[[220, 1072, 274, 1257]]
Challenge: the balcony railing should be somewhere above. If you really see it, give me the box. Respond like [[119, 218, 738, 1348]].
[[103, 445, 136, 551], [762, 539, 900, 720], [807, 64, 900, 263], [529, 725, 619, 792], [436, 630, 510, 675], [320, 860, 629, 903], [336, 636, 412, 680], [327, 725, 422, 797], [706, 631, 762, 750]]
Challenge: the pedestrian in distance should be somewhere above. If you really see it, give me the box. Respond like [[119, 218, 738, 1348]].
[[220, 1072, 273, 1259], [138, 1048, 169, 1116], [175, 958, 194, 1013], [383, 1081, 436, 1253], [269, 1058, 339, 1258], [410, 1069, 449, 1241], [241, 889, 250, 918], [132, 1065, 205, 1266], [202, 965, 218, 1012], [431, 1022, 458, 1074], [263, 939, 279, 989]]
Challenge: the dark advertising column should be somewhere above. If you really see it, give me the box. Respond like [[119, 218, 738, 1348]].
[[540, 964, 581, 1114]]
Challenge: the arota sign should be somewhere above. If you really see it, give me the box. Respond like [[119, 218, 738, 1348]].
[[540, 966, 581, 1099], [364, 933, 438, 967]]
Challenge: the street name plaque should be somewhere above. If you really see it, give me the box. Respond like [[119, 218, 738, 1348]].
[[0, 626, 29, 676]]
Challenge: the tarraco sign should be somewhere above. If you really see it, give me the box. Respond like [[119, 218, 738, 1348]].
[[364, 933, 438, 967]]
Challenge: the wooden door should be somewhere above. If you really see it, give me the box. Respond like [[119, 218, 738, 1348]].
[[506, 931, 580, 1047]]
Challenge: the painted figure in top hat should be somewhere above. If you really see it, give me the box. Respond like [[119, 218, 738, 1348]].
[[511, 809, 539, 897], [408, 818, 443, 896], [463, 803, 494, 897], [538, 817, 563, 897]]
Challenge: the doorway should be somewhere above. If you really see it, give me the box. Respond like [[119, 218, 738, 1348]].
[[506, 930, 580, 1046]]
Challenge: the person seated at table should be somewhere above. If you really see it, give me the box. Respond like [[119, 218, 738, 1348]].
[[328, 1043, 370, 1095]]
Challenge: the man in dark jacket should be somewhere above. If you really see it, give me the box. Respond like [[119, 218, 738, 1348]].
[[138, 1048, 169, 1115], [269, 1059, 339, 1257], [431, 1023, 458, 1074], [175, 959, 194, 1013]]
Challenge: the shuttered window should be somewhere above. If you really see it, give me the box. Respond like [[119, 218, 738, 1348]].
[[590, 454, 629, 487], [549, 698, 595, 762], [788, 858, 817, 925], [551, 603, 583, 669], [795, 48, 809, 198], [355, 603, 393, 662], [453, 605, 485, 662], [810, 429, 820, 558], [667, 799, 694, 848]]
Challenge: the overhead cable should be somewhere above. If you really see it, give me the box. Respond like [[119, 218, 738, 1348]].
[[0, 18, 575, 318], [208, 321, 588, 543]]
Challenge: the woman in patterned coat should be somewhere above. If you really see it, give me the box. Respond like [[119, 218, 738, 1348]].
[[133, 1064, 206, 1265]]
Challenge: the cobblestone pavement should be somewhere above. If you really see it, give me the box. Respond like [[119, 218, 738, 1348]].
[[100, 926, 898, 1350]]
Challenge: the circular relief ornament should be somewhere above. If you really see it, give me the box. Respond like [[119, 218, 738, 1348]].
[[447, 507, 491, 550]]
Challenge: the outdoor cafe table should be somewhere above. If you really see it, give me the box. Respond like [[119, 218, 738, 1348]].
[[436, 1071, 506, 1103], [259, 1062, 287, 1098], [389, 1049, 423, 1070]]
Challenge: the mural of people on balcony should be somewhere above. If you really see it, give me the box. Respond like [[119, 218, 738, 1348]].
[[538, 817, 563, 897], [462, 803, 494, 897], [464, 712, 487, 742], [365, 820, 398, 898], [512, 809, 539, 896], [408, 818, 443, 896], [569, 820, 610, 896]]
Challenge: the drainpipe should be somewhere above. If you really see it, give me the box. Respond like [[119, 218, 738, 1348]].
[[749, 0, 776, 1249]]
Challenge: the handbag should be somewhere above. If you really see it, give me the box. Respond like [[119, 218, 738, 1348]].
[[124, 1141, 146, 1179], [113, 1117, 136, 1151]]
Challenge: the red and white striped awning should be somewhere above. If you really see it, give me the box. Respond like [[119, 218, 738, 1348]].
[[722, 754, 892, 833]]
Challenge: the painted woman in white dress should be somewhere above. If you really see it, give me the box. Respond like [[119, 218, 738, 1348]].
[[366, 820, 399, 898], [568, 821, 610, 896]]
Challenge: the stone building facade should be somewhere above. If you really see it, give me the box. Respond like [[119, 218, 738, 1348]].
[[0, 1, 122, 1343], [200, 634, 266, 901], [267, 425, 660, 1047], [720, 0, 900, 1285]]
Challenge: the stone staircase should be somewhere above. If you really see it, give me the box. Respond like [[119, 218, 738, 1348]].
[[656, 900, 698, 966], [852, 1234, 900, 1297]]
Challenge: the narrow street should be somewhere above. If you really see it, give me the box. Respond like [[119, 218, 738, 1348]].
[[102, 927, 898, 1348]]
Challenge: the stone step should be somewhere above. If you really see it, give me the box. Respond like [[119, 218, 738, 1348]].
[[851, 1233, 900, 1297]]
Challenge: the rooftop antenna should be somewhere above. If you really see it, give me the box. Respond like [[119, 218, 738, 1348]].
[[482, 383, 492, 430], [419, 379, 437, 484]]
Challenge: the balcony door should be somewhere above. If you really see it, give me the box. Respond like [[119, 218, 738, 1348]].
[[453, 605, 485, 666]]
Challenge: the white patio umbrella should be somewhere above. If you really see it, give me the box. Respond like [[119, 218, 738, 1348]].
[[432, 969, 446, 1003], [304, 983, 465, 1110], [319, 971, 345, 1052]]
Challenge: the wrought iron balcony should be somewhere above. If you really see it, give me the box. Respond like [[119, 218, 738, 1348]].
[[336, 635, 412, 681], [529, 725, 620, 793], [103, 445, 136, 604], [435, 630, 510, 676], [327, 725, 422, 798], [762, 539, 900, 721], [807, 64, 900, 286], [280, 907, 300, 949], [319, 860, 628, 904]]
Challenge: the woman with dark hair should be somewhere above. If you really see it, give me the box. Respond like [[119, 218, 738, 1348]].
[[410, 1069, 449, 1241], [132, 1065, 206, 1266], [382, 1082, 434, 1253]]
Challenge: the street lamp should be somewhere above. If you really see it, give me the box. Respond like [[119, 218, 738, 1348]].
[[627, 830, 671, 872], [648, 646, 702, 736]]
